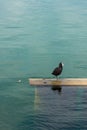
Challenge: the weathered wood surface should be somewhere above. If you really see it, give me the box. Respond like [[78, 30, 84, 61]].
[[29, 78, 87, 86]]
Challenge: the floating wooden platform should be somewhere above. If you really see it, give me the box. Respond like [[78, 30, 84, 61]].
[[29, 78, 87, 86]]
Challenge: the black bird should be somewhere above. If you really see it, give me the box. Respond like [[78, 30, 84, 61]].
[[52, 62, 64, 78]]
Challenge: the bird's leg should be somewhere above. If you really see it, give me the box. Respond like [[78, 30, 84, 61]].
[[56, 76, 58, 80]]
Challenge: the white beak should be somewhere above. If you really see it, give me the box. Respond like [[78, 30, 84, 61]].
[[62, 63, 64, 66]]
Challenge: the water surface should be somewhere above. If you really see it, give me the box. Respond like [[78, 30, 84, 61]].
[[0, 0, 87, 129]]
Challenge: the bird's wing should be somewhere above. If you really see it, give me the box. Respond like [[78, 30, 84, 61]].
[[52, 67, 58, 73]]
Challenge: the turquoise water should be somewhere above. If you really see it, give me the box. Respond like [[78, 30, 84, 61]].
[[0, 0, 87, 129]]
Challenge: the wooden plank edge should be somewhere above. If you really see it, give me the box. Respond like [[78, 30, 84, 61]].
[[29, 78, 87, 86]]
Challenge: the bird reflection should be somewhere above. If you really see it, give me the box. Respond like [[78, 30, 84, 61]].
[[51, 85, 62, 94]]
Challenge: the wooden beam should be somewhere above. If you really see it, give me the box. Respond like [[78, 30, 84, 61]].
[[29, 78, 87, 86]]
